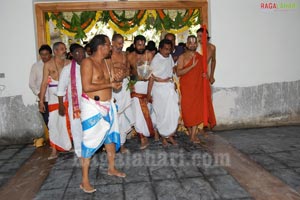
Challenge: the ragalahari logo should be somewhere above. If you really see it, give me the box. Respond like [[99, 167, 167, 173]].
[[260, 2, 297, 10]]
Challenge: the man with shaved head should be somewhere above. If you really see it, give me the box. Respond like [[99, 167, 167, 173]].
[[176, 35, 216, 144]]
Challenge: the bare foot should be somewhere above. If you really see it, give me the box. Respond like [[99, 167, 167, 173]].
[[190, 137, 201, 144], [48, 149, 58, 160], [161, 138, 169, 147], [120, 146, 129, 154], [167, 136, 178, 146], [179, 125, 189, 135], [130, 129, 138, 138], [140, 137, 149, 150], [108, 168, 126, 178], [198, 128, 208, 138], [47, 154, 58, 160], [80, 183, 96, 193], [154, 130, 160, 141]]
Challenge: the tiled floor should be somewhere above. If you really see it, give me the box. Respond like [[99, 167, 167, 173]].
[[1, 126, 300, 200]]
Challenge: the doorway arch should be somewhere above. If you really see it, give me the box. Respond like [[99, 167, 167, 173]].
[[35, 0, 208, 48]]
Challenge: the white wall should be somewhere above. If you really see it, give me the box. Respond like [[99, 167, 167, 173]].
[[210, 0, 300, 87], [1, 0, 299, 104], [0, 0, 299, 141], [0, 0, 37, 105]]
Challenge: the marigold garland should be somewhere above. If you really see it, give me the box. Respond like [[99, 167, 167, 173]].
[[46, 11, 102, 39], [46, 9, 201, 40], [107, 10, 149, 34]]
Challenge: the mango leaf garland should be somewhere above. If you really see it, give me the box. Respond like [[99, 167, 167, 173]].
[[174, 12, 183, 29], [102, 11, 110, 24], [70, 13, 80, 30], [46, 11, 98, 39], [46, 9, 201, 39], [153, 16, 163, 31]]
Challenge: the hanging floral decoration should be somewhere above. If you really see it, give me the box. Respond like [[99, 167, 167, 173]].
[[101, 10, 147, 34], [154, 9, 200, 33], [102, 9, 200, 34], [46, 9, 200, 40], [45, 11, 101, 39]]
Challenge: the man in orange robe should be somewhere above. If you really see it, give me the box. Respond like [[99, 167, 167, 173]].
[[177, 35, 216, 144]]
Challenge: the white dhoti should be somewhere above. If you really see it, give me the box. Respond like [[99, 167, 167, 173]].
[[48, 78, 72, 151], [81, 94, 120, 158], [152, 82, 179, 137], [150, 53, 179, 137], [68, 107, 82, 157], [113, 78, 135, 145], [131, 81, 156, 137]]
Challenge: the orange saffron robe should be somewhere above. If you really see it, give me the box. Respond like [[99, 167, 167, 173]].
[[179, 52, 216, 128]]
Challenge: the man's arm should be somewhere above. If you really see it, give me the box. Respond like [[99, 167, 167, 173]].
[[176, 54, 198, 76], [108, 59, 124, 82], [209, 45, 216, 84], [29, 62, 39, 96], [146, 76, 154, 103], [39, 62, 49, 112], [127, 53, 137, 78], [123, 52, 130, 77], [57, 66, 69, 116]]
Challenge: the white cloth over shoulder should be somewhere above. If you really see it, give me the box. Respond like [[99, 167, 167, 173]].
[[113, 77, 134, 145], [56, 62, 83, 157], [150, 53, 179, 137], [151, 53, 174, 79]]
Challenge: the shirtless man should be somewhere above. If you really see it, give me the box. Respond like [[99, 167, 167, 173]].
[[39, 42, 71, 160], [127, 35, 157, 149], [127, 35, 154, 80], [196, 28, 216, 85], [111, 34, 134, 154], [80, 34, 125, 193]]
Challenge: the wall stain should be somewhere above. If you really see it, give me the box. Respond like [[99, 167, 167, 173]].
[[0, 80, 300, 143], [0, 95, 43, 144]]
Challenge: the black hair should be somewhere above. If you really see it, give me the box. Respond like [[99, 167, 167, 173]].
[[159, 39, 172, 49], [126, 44, 135, 53], [89, 34, 108, 54], [178, 42, 186, 48], [84, 43, 91, 50], [146, 40, 157, 52], [164, 33, 176, 40], [196, 28, 211, 41], [39, 44, 52, 54], [69, 43, 84, 53], [133, 35, 146, 45]]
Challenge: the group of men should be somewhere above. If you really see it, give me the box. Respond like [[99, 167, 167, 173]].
[[28, 28, 217, 193]]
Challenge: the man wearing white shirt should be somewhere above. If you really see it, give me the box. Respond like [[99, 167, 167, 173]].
[[57, 43, 86, 158], [29, 44, 52, 126]]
